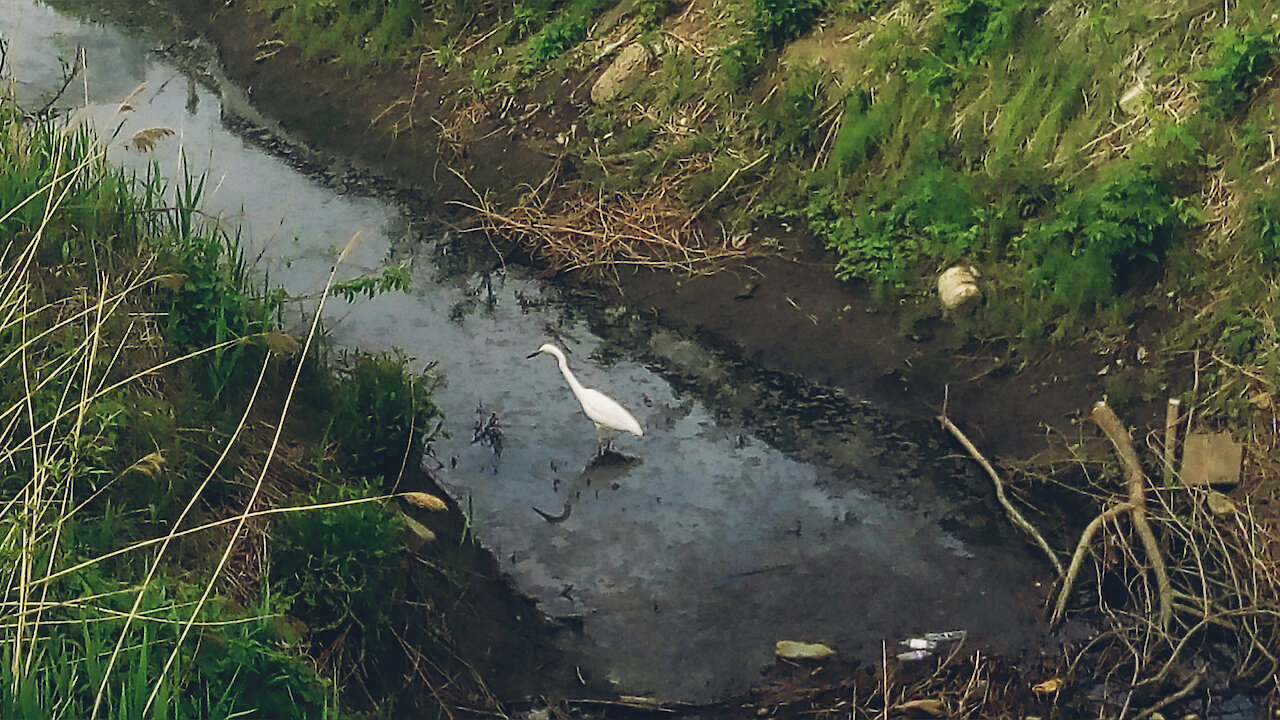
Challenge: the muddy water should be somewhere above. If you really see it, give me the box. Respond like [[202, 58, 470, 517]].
[[6, 1, 1047, 702]]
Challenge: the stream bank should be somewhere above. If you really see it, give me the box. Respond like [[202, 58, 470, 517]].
[[148, 0, 1134, 462], [17, 1, 1277, 717]]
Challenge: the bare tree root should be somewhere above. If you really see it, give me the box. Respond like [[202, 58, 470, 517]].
[[937, 413, 1063, 576], [1091, 401, 1174, 633]]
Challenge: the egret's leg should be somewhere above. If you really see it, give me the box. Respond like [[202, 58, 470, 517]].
[[594, 424, 605, 455]]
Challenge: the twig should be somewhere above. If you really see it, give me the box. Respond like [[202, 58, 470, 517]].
[[1163, 398, 1181, 484], [1132, 669, 1203, 720], [1091, 401, 1173, 633], [683, 153, 770, 229], [937, 414, 1063, 576]]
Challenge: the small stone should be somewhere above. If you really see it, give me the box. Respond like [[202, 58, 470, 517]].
[[590, 44, 651, 104]]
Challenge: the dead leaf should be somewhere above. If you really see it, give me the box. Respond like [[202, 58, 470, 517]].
[[775, 640, 836, 661], [404, 492, 448, 511], [126, 451, 166, 478], [402, 513, 436, 548], [893, 698, 946, 717], [116, 82, 146, 113], [261, 330, 301, 356], [1032, 677, 1064, 694], [130, 127, 175, 152]]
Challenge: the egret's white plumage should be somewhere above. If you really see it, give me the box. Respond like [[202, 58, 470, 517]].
[[528, 342, 643, 451]]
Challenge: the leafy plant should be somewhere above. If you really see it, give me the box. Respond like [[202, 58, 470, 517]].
[[753, 0, 825, 48], [1197, 25, 1278, 117], [721, 37, 766, 87], [519, 0, 614, 73], [271, 483, 405, 633], [831, 89, 892, 174], [328, 354, 442, 484], [1250, 188, 1280, 264], [1018, 163, 1192, 310], [810, 134, 981, 288]]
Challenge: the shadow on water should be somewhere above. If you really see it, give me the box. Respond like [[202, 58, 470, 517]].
[[9, 0, 1049, 702]]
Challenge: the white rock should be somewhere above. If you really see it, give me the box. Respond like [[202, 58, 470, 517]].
[[937, 265, 982, 313]]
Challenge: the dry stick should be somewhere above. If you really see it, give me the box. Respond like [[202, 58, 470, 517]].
[[1092, 401, 1174, 633], [1163, 398, 1182, 484], [682, 153, 769, 230], [1132, 669, 1203, 720], [1051, 502, 1135, 625], [937, 415, 1064, 576]]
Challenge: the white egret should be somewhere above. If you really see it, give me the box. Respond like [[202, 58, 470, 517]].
[[527, 342, 643, 452]]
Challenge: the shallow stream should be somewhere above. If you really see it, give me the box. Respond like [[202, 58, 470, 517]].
[[5, 2, 1047, 701]]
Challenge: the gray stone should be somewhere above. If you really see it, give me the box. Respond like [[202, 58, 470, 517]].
[[590, 43, 651, 104]]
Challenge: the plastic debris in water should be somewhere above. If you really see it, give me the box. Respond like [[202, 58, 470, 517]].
[[896, 630, 967, 661]]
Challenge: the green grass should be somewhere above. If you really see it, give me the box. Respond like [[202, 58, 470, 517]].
[[0, 90, 452, 717]]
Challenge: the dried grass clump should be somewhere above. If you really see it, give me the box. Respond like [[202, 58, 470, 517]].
[[455, 166, 763, 280]]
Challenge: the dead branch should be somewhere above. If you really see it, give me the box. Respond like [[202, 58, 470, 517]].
[[937, 414, 1063, 576], [1091, 401, 1173, 633], [1051, 501, 1135, 626]]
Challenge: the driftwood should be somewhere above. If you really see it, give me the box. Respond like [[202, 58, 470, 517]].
[[937, 414, 1063, 576], [1052, 402, 1173, 631]]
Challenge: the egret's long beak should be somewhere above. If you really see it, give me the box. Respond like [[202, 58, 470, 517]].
[[525, 350, 540, 359]]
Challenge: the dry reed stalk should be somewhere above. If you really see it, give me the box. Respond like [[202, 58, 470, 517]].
[[456, 182, 760, 280]]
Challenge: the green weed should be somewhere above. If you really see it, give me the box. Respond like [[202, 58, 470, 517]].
[[1018, 163, 1192, 311], [520, 0, 615, 74], [271, 482, 405, 634], [328, 353, 442, 484], [1197, 24, 1278, 118], [1250, 187, 1280, 264], [757, 65, 830, 156]]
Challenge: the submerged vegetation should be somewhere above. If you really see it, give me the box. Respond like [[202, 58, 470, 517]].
[[0, 81, 498, 716]]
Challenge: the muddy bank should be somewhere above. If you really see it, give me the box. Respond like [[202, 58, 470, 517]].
[[148, 0, 1140, 463]]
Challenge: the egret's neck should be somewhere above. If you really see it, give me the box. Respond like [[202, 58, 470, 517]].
[[552, 351, 586, 395]]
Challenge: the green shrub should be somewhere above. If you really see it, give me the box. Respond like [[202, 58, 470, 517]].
[[753, 0, 826, 48], [721, 38, 766, 86], [1019, 164, 1191, 311], [519, 0, 614, 73], [271, 483, 404, 633], [328, 354, 442, 484], [522, 13, 588, 72], [810, 134, 981, 288], [1198, 25, 1278, 117]]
